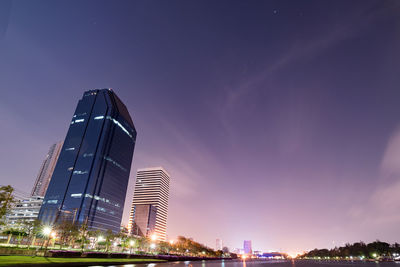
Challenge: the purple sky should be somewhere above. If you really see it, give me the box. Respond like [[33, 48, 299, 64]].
[[1, 0, 400, 254]]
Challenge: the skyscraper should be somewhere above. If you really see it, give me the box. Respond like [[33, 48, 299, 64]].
[[31, 141, 63, 197], [38, 89, 137, 233], [244, 240, 252, 254], [128, 167, 170, 241]]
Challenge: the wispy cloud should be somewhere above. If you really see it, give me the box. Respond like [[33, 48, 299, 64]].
[[219, 2, 391, 139], [349, 126, 400, 226]]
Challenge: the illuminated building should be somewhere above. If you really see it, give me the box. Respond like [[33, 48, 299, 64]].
[[6, 196, 44, 226], [31, 141, 63, 197], [128, 167, 170, 241], [244, 240, 252, 254], [38, 89, 137, 233]]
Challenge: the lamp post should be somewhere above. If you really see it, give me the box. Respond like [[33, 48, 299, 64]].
[[129, 240, 135, 254], [42, 226, 52, 256], [97, 236, 104, 251], [150, 243, 156, 254]]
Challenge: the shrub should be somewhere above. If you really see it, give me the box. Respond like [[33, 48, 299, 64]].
[[49, 250, 82, 258]]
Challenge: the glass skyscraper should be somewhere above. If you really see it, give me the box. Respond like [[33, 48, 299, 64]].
[[38, 89, 137, 232], [31, 141, 63, 197]]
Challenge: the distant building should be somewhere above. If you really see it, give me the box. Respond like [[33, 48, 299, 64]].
[[260, 252, 286, 259], [38, 89, 137, 233], [6, 196, 44, 227], [31, 141, 63, 197], [244, 240, 252, 254], [253, 250, 262, 256], [216, 238, 223, 250], [128, 167, 170, 241]]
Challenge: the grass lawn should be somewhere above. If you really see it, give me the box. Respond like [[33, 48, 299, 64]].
[[0, 255, 165, 266]]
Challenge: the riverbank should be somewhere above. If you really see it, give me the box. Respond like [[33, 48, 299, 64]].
[[0, 256, 165, 266]]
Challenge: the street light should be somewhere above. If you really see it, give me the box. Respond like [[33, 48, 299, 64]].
[[42, 226, 53, 255], [129, 240, 135, 254], [43, 226, 52, 236], [151, 234, 157, 241]]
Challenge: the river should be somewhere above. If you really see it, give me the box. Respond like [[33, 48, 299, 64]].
[[87, 259, 400, 267]]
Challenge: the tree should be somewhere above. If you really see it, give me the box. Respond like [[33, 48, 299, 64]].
[[0, 185, 15, 225], [55, 220, 79, 249], [24, 219, 42, 248], [77, 221, 89, 252], [104, 229, 115, 252]]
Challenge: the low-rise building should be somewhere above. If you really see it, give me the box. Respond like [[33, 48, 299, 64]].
[[6, 196, 44, 227]]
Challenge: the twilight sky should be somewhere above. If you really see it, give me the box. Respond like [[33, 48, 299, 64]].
[[1, 0, 400, 254]]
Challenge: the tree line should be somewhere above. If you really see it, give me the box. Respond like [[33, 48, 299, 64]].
[[301, 241, 400, 259]]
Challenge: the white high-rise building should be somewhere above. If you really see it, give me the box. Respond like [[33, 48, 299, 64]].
[[6, 196, 44, 227], [31, 141, 63, 197], [128, 167, 170, 241]]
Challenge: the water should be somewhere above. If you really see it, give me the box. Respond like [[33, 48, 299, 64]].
[[88, 259, 400, 267]]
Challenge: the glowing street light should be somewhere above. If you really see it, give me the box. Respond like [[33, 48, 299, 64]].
[[150, 243, 156, 249], [42, 226, 52, 236], [169, 240, 174, 245], [151, 234, 157, 241], [98, 236, 105, 242], [42, 226, 53, 255], [129, 240, 135, 254]]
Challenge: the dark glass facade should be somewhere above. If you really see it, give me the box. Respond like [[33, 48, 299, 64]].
[[38, 89, 136, 232], [131, 204, 157, 236]]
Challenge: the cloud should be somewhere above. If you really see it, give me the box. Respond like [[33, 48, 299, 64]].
[[219, 2, 391, 138], [349, 127, 400, 226]]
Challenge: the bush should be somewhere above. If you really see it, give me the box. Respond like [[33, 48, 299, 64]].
[[49, 250, 82, 257], [83, 252, 109, 258], [109, 253, 128, 258]]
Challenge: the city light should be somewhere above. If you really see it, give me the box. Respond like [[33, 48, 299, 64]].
[[169, 240, 174, 245], [50, 232, 57, 238], [98, 236, 105, 242], [130, 240, 135, 246], [150, 243, 156, 249], [42, 226, 52, 236], [151, 233, 157, 241]]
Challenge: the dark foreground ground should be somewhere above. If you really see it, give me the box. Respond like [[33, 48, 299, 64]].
[[90, 260, 400, 267]]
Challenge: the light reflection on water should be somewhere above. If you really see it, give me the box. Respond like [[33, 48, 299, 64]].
[[88, 259, 400, 267]]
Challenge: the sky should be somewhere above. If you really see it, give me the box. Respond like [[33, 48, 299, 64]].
[[1, 0, 400, 254]]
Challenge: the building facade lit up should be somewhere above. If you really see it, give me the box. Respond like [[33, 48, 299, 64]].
[[128, 167, 170, 241], [244, 240, 252, 254], [6, 196, 44, 227], [38, 89, 137, 233], [31, 141, 63, 197]]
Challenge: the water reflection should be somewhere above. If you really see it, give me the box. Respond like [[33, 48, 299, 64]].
[[88, 259, 400, 267]]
